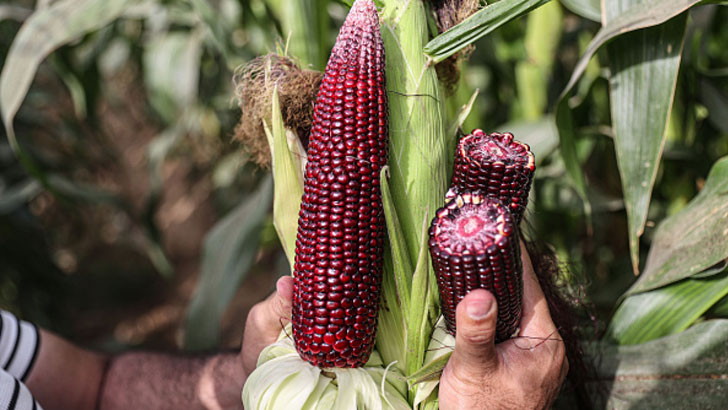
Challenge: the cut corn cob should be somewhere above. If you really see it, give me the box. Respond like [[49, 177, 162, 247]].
[[448, 129, 535, 224], [429, 192, 522, 341], [292, 0, 388, 368]]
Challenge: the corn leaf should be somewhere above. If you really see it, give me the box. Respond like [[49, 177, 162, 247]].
[[709, 296, 728, 317], [406, 216, 433, 376], [626, 156, 728, 295], [556, 0, 700, 223], [606, 267, 728, 345], [559, 0, 600, 22], [560, 0, 701, 98], [381, 0, 449, 266], [265, 86, 306, 267], [184, 176, 273, 350], [380, 167, 413, 313], [591, 319, 728, 408], [377, 167, 409, 369], [423, 0, 551, 64], [607, 1, 687, 275], [409, 318, 454, 398], [0, 0, 141, 154]]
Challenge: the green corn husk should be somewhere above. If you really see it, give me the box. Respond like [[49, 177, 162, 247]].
[[243, 0, 455, 408]]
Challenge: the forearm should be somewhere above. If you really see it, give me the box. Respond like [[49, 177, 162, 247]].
[[98, 350, 245, 410], [25, 330, 108, 410]]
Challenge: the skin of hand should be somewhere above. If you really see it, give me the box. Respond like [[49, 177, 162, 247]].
[[241, 275, 294, 376], [438, 241, 569, 410]]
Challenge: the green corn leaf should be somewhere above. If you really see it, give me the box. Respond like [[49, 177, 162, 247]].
[[555, 0, 700, 224], [560, 0, 701, 98], [381, 0, 449, 267], [709, 295, 728, 317], [380, 167, 412, 313], [377, 167, 409, 370], [408, 317, 454, 388], [592, 320, 728, 408], [265, 86, 306, 267], [423, 0, 551, 64], [184, 176, 273, 350], [406, 215, 433, 376], [626, 156, 728, 295], [559, 0, 601, 22], [606, 1, 688, 274], [606, 267, 728, 345], [0, 0, 141, 155]]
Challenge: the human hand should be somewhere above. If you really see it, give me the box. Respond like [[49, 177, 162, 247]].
[[241, 276, 294, 376], [438, 241, 568, 410]]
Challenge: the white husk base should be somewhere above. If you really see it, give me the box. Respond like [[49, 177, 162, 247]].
[[242, 327, 412, 410]]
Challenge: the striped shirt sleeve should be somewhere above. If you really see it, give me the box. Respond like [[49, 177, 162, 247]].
[[0, 369, 42, 410], [0, 311, 40, 382]]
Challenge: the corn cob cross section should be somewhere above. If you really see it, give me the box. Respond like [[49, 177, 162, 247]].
[[448, 129, 535, 224], [429, 193, 523, 341], [292, 0, 388, 368]]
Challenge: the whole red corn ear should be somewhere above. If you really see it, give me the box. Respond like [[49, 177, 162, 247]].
[[292, 0, 387, 368], [448, 130, 535, 224], [429, 193, 522, 342]]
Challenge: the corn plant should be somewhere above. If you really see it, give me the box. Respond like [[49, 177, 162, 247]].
[[1, 0, 728, 408]]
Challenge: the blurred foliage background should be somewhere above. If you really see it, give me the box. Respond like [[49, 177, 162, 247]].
[[1, 0, 727, 406]]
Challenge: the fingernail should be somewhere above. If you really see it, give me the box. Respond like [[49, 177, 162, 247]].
[[466, 298, 493, 321]]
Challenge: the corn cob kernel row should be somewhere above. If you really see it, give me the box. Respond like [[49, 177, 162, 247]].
[[448, 130, 535, 224], [429, 193, 523, 342], [292, 0, 388, 368]]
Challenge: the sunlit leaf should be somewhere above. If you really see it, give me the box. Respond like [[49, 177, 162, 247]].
[[627, 156, 728, 294], [606, 2, 687, 274], [606, 268, 728, 344], [423, 0, 550, 63], [184, 176, 273, 350]]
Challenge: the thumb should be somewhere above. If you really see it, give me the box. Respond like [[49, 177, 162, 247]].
[[263, 276, 294, 327], [450, 289, 500, 377], [242, 276, 294, 375]]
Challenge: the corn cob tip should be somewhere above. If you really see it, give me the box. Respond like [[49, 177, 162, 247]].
[[429, 193, 515, 257], [448, 130, 535, 222]]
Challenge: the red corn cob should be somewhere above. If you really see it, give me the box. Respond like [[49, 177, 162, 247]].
[[429, 193, 523, 341], [292, 0, 387, 368], [448, 130, 535, 224]]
